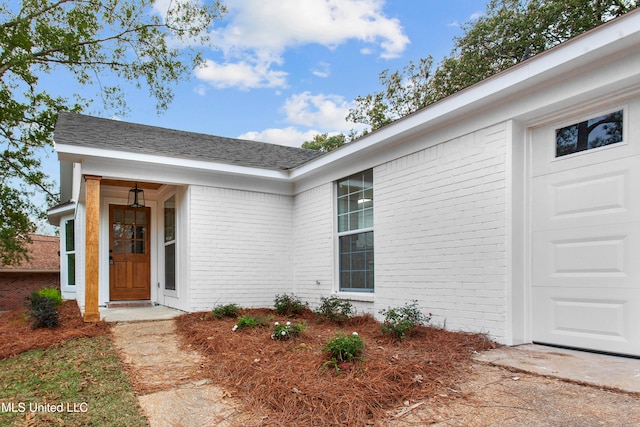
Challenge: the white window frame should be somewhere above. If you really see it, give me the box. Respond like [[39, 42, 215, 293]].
[[162, 194, 177, 297], [60, 215, 77, 298], [335, 169, 375, 295]]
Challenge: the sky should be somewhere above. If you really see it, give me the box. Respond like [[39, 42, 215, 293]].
[[35, 0, 489, 226]]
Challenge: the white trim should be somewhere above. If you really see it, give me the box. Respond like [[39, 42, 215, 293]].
[[55, 143, 290, 180]]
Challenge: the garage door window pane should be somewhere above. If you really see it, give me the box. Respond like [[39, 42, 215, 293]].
[[556, 110, 623, 157]]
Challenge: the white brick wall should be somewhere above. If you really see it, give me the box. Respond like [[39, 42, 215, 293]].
[[292, 183, 334, 306], [188, 186, 294, 311], [374, 123, 508, 342]]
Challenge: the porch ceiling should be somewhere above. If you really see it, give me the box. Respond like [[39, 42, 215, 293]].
[[100, 179, 163, 190]]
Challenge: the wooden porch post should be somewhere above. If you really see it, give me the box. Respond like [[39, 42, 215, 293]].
[[84, 175, 102, 322]]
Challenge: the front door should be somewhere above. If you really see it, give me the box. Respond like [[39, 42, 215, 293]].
[[109, 205, 151, 300]]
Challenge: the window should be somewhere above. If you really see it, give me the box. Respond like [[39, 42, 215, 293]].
[[64, 219, 75, 286], [555, 110, 623, 157], [164, 196, 176, 291], [337, 169, 374, 292]]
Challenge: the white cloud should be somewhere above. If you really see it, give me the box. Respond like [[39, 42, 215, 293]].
[[311, 62, 331, 78], [239, 91, 370, 147], [196, 0, 410, 89], [215, 0, 408, 58], [281, 92, 356, 131], [194, 59, 288, 90], [238, 127, 319, 147]]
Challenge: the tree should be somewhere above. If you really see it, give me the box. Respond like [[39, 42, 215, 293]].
[[301, 133, 347, 153], [0, 0, 225, 265], [348, 0, 638, 131]]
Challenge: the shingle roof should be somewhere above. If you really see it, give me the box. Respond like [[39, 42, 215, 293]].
[[54, 112, 323, 170], [0, 235, 60, 272]]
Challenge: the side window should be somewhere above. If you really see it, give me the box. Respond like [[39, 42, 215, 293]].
[[64, 219, 75, 286], [164, 196, 176, 291], [337, 169, 374, 293], [556, 110, 623, 157]]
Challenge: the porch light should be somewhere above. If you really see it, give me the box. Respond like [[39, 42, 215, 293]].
[[127, 183, 145, 208]]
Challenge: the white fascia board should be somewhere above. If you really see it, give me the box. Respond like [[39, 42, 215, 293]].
[[54, 143, 291, 181], [290, 11, 640, 183]]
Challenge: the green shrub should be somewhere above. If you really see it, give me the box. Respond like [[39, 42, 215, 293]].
[[28, 292, 60, 329], [323, 332, 364, 363], [211, 303, 240, 319], [379, 300, 431, 340], [315, 296, 353, 324], [36, 287, 62, 306], [274, 293, 303, 315], [233, 315, 269, 331], [271, 320, 306, 341]]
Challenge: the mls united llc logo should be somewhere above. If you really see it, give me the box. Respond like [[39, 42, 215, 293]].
[[1, 402, 88, 413]]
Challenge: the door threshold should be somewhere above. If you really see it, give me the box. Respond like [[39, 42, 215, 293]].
[[105, 301, 155, 309]]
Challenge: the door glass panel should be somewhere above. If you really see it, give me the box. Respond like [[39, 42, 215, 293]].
[[136, 226, 145, 239], [136, 241, 145, 254], [125, 210, 135, 224], [114, 209, 123, 223], [136, 210, 146, 224]]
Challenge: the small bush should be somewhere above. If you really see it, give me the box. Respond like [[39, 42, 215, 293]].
[[271, 320, 306, 341], [28, 292, 60, 329], [36, 287, 62, 306], [211, 304, 240, 319], [274, 293, 303, 315], [323, 332, 365, 363], [233, 315, 269, 331], [315, 296, 353, 324], [379, 300, 431, 340]]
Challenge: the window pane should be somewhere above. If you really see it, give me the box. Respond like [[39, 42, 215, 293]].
[[65, 220, 75, 252], [113, 240, 123, 254], [556, 110, 623, 157], [338, 179, 350, 197], [165, 243, 176, 291], [339, 231, 374, 292], [337, 170, 374, 293], [164, 196, 176, 243], [125, 210, 135, 224], [136, 226, 145, 240], [362, 169, 373, 189], [135, 241, 145, 254], [136, 210, 146, 225], [363, 208, 374, 229], [67, 254, 75, 286]]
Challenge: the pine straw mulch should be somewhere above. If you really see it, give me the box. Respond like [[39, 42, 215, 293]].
[[176, 308, 497, 426], [0, 300, 111, 360]]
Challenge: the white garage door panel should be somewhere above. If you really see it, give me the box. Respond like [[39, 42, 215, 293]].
[[532, 157, 639, 231], [532, 288, 640, 356], [532, 223, 640, 288], [531, 104, 640, 356]]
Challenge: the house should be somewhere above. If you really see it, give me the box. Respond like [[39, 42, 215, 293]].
[[48, 10, 640, 356], [0, 235, 60, 311]]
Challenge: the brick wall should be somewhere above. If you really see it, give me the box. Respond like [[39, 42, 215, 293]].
[[374, 122, 508, 342], [188, 186, 294, 311], [292, 183, 335, 306], [0, 273, 61, 311]]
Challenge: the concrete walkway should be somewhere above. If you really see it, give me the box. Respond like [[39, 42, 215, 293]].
[[100, 305, 184, 322], [111, 319, 262, 427], [475, 344, 640, 394]]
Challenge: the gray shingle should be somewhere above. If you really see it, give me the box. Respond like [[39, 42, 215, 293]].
[[54, 112, 323, 170]]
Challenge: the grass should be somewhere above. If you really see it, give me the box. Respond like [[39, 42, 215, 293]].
[[0, 335, 147, 427]]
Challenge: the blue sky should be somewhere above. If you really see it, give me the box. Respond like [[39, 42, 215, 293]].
[[37, 0, 488, 213]]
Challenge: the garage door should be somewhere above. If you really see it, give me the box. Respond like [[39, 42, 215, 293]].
[[531, 104, 640, 357]]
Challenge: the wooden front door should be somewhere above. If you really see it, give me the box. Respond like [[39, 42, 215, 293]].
[[109, 205, 151, 301]]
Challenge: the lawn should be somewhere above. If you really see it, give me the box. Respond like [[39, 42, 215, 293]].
[[0, 303, 147, 427]]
